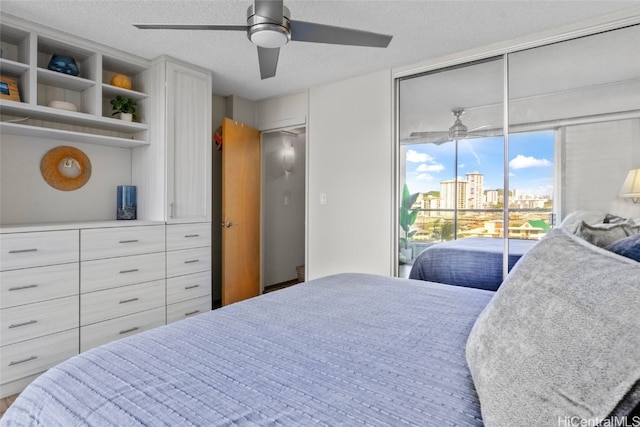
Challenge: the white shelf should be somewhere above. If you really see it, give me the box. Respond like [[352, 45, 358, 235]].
[[0, 58, 29, 76], [102, 84, 147, 101], [0, 99, 148, 133], [37, 68, 95, 91], [0, 121, 149, 148]]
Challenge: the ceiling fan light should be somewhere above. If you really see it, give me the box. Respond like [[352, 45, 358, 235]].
[[449, 122, 468, 139], [249, 24, 290, 48]]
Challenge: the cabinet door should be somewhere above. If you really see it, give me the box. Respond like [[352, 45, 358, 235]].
[[166, 61, 212, 223]]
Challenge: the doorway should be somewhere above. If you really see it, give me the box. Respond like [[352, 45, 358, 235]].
[[261, 128, 306, 292]]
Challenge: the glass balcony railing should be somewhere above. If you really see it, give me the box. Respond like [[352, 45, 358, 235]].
[[407, 208, 554, 244]]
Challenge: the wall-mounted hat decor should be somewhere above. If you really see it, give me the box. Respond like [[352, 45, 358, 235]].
[[40, 146, 91, 191]]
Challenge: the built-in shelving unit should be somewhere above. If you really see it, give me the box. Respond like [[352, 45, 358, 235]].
[[0, 15, 150, 148]]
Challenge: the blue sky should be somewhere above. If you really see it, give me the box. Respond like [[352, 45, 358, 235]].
[[404, 130, 555, 197]]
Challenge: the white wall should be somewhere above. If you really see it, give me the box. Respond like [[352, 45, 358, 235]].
[[225, 95, 257, 128], [0, 134, 132, 225], [263, 132, 306, 285], [562, 118, 640, 219], [307, 70, 393, 280]]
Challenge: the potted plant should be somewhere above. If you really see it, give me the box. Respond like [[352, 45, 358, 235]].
[[399, 183, 420, 264], [110, 95, 137, 122]]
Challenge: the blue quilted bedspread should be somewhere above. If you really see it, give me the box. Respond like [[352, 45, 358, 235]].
[[2, 273, 493, 426], [409, 238, 538, 291]]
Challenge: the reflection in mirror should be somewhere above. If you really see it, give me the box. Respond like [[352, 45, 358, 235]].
[[398, 57, 504, 280], [397, 23, 640, 283], [58, 157, 82, 178]]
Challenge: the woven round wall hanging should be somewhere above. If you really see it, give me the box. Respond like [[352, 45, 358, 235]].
[[40, 146, 92, 191]]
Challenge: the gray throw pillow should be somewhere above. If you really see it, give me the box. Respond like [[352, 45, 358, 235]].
[[466, 228, 640, 426], [575, 220, 633, 247]]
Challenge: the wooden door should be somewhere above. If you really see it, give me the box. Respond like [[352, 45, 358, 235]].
[[221, 118, 261, 306]]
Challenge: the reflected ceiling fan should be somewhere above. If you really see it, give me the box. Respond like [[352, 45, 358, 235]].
[[409, 108, 500, 145], [134, 0, 393, 79]]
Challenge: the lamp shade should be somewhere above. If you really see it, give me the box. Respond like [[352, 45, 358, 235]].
[[619, 168, 640, 201]]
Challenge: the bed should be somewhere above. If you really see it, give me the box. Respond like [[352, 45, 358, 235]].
[[408, 237, 538, 291], [2, 273, 492, 427], [3, 228, 639, 426]]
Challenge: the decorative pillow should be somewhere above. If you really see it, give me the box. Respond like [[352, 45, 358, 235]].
[[604, 213, 627, 224], [575, 220, 632, 247], [559, 209, 606, 233], [605, 234, 640, 262], [466, 228, 640, 426]]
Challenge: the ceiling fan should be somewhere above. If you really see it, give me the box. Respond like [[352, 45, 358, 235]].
[[134, 0, 393, 80], [408, 108, 501, 145]]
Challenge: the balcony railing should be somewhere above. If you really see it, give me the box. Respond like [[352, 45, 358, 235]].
[[408, 208, 553, 243]]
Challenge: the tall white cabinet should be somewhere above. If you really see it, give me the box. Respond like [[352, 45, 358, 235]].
[[133, 57, 212, 224]]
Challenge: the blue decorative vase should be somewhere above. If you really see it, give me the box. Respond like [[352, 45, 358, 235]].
[[117, 185, 137, 220], [47, 54, 79, 76]]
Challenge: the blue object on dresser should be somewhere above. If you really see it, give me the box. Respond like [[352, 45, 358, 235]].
[[117, 185, 136, 220], [47, 54, 79, 76]]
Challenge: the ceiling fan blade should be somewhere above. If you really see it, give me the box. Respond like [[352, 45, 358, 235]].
[[290, 20, 392, 47], [134, 24, 247, 31], [409, 131, 449, 139], [466, 127, 504, 138], [258, 46, 280, 79], [254, 0, 283, 22]]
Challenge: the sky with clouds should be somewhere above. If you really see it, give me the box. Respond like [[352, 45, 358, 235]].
[[404, 130, 554, 197]]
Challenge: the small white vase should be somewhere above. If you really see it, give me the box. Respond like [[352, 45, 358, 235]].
[[118, 112, 133, 122]]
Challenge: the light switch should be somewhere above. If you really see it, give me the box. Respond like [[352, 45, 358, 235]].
[[320, 193, 327, 205]]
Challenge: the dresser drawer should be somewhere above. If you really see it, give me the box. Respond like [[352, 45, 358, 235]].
[[166, 247, 211, 278], [0, 230, 78, 271], [1, 329, 79, 385], [81, 280, 165, 326], [166, 223, 211, 251], [81, 225, 165, 261], [80, 307, 165, 352], [1, 296, 78, 346], [81, 252, 165, 293], [167, 271, 211, 305], [167, 295, 212, 324], [1, 263, 79, 309]]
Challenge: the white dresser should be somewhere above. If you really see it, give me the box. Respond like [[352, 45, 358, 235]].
[[166, 223, 212, 324], [79, 224, 167, 352], [0, 229, 80, 397], [0, 221, 213, 398]]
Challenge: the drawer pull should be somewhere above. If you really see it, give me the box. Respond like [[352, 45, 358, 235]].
[[119, 298, 139, 304], [185, 310, 200, 316], [184, 234, 200, 238], [9, 355, 37, 366], [184, 259, 200, 264], [8, 248, 38, 254], [8, 284, 38, 291], [119, 239, 139, 244], [119, 327, 139, 335], [119, 269, 140, 274], [185, 284, 200, 290], [9, 320, 37, 329]]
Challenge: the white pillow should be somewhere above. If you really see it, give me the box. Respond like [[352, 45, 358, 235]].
[[559, 209, 606, 233]]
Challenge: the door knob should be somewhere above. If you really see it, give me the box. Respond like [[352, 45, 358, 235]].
[[221, 221, 238, 228]]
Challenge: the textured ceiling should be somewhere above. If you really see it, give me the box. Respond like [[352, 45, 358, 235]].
[[1, 1, 639, 101]]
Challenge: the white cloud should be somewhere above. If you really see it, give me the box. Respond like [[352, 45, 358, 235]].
[[406, 149, 435, 163], [416, 163, 444, 173], [509, 154, 551, 169], [416, 173, 434, 181]]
